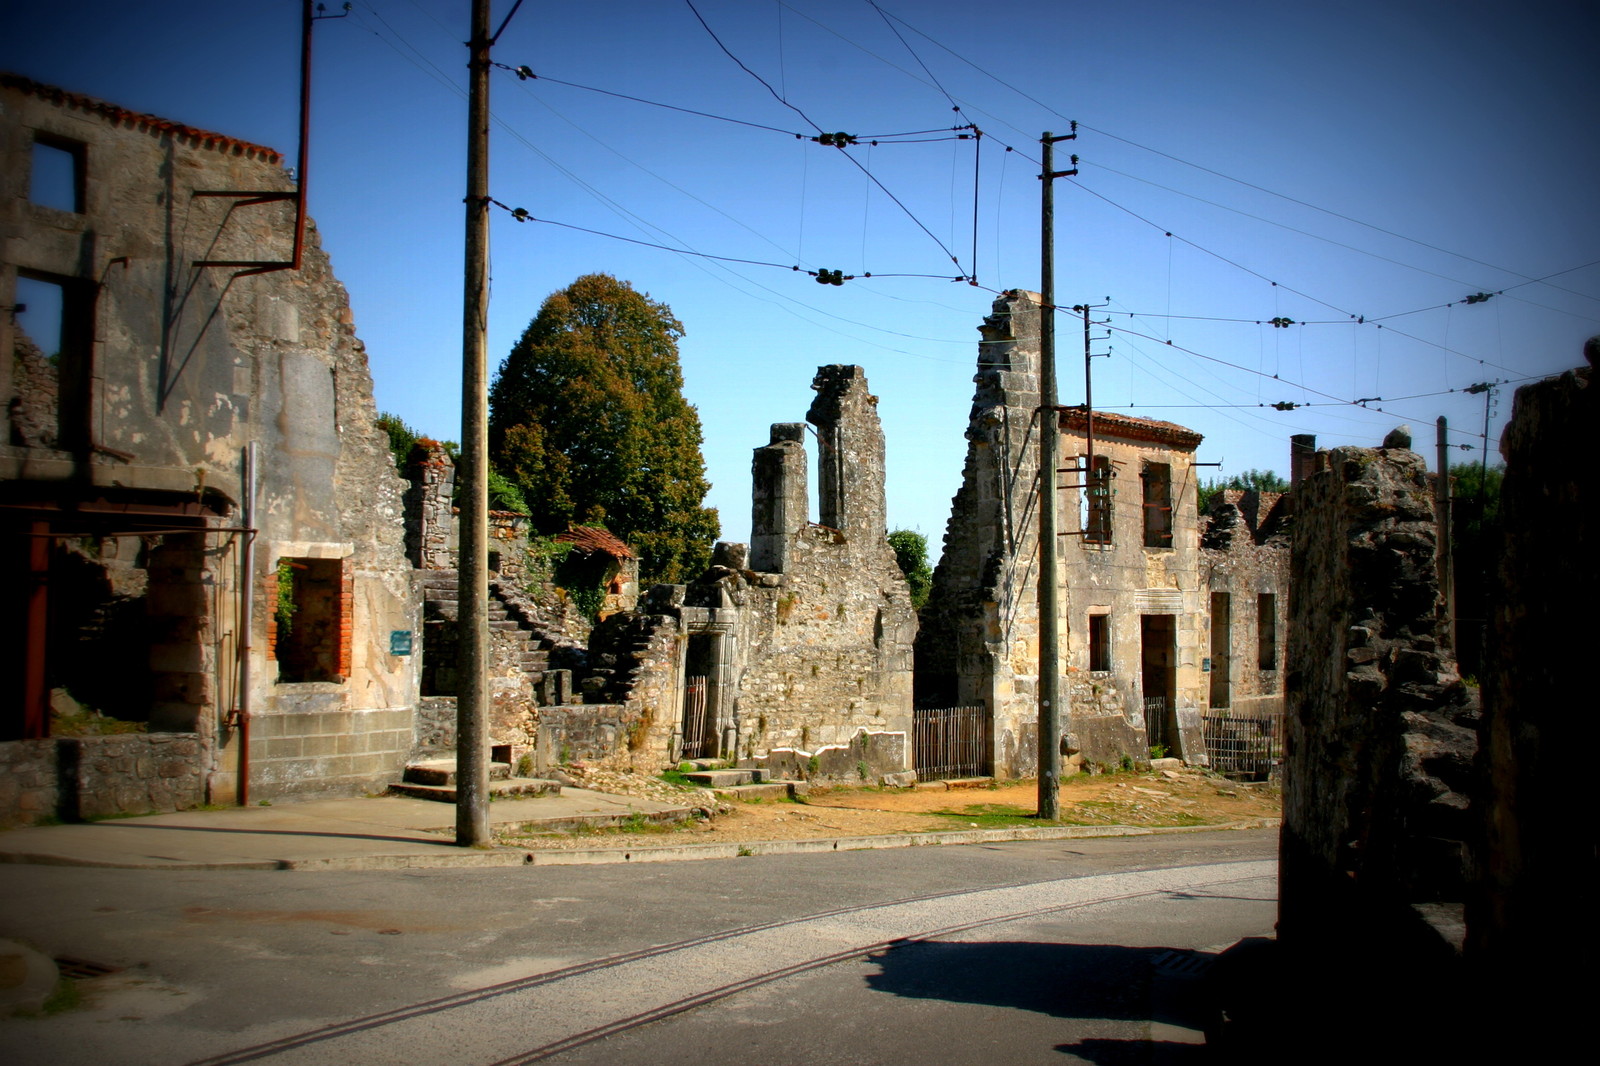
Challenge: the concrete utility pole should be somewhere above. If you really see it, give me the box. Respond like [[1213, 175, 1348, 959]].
[[1435, 416, 1454, 652], [456, 0, 493, 847], [1036, 129, 1076, 820]]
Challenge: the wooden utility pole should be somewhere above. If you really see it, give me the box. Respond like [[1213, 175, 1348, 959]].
[[1435, 416, 1455, 652], [456, 0, 493, 847], [1036, 129, 1075, 820]]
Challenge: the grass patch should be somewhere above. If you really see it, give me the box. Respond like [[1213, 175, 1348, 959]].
[[923, 803, 1098, 829]]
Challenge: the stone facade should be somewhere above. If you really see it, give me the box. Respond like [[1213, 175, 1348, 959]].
[[1, 76, 417, 819], [918, 291, 1213, 774], [1200, 489, 1292, 727]]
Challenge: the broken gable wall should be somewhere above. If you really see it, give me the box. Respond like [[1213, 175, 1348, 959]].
[[1200, 490, 1291, 724], [0, 76, 415, 815], [687, 366, 916, 766], [918, 291, 1209, 774]]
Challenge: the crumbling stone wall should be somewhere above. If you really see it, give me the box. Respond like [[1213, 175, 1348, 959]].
[[1280, 443, 1479, 949], [1200, 489, 1291, 724], [0, 76, 417, 810], [916, 291, 1045, 775], [1468, 353, 1596, 1020], [918, 291, 1211, 774], [579, 367, 917, 778]]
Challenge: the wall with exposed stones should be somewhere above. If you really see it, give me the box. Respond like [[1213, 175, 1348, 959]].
[[1, 76, 416, 812], [1280, 443, 1479, 951]]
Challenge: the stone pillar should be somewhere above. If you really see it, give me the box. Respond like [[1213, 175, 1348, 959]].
[[404, 440, 456, 570], [807, 365, 887, 542], [1289, 433, 1318, 486], [750, 422, 807, 573]]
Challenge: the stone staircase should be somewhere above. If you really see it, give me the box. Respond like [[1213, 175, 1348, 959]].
[[418, 570, 584, 694], [680, 760, 808, 802], [389, 757, 562, 803]]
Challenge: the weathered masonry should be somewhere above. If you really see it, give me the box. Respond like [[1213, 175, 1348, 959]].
[[918, 290, 1234, 775], [0, 76, 416, 825], [558, 366, 918, 781]]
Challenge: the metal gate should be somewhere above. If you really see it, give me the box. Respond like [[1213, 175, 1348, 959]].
[[913, 705, 989, 780], [1201, 710, 1282, 779], [680, 675, 712, 760]]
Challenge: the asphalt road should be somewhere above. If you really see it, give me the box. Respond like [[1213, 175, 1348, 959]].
[[0, 828, 1277, 1065]]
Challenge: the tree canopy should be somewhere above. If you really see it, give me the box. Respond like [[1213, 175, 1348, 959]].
[[489, 274, 719, 583], [1198, 468, 1290, 510], [888, 529, 932, 611]]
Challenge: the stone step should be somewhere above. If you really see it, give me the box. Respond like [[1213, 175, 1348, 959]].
[[403, 758, 514, 786], [712, 781, 808, 802], [683, 769, 757, 788], [388, 776, 561, 803]]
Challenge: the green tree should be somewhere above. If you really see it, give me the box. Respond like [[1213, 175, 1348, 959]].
[[888, 529, 933, 611], [376, 411, 420, 475], [1198, 468, 1290, 510], [489, 274, 720, 583]]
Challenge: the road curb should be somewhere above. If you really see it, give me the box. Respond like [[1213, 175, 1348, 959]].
[[517, 818, 1281, 866]]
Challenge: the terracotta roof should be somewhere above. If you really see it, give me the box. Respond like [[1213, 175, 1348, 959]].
[[2, 73, 283, 164], [556, 525, 634, 560], [1059, 408, 1203, 450]]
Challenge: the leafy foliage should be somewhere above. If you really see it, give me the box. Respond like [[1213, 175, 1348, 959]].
[[1198, 468, 1290, 510], [887, 529, 933, 610], [487, 467, 530, 515], [490, 274, 719, 582], [376, 411, 420, 474]]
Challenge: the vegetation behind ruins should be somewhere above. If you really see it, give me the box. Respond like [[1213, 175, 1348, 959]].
[[489, 273, 720, 583]]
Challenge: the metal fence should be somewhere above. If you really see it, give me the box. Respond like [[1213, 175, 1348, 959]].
[[913, 705, 989, 781], [680, 676, 711, 760], [1200, 710, 1282, 779]]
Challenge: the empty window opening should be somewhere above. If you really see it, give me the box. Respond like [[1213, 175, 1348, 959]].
[[1088, 613, 1111, 672], [1080, 454, 1113, 545], [12, 272, 91, 449], [1209, 592, 1232, 709], [1258, 593, 1278, 671], [273, 557, 348, 684], [30, 135, 84, 213], [1142, 463, 1173, 548]]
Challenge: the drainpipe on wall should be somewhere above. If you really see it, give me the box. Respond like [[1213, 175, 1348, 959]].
[[237, 441, 257, 805]]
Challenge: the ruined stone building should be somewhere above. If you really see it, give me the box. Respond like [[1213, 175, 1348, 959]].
[[0, 76, 416, 825], [918, 290, 1290, 777]]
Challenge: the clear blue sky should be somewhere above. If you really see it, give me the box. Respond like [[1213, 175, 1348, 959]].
[[6, 1, 1597, 554]]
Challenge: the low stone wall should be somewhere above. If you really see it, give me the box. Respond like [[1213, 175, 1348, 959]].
[[536, 704, 646, 773], [0, 734, 204, 826], [755, 730, 911, 785], [0, 739, 61, 828]]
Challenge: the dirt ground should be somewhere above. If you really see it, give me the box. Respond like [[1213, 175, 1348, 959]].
[[505, 769, 1280, 849]]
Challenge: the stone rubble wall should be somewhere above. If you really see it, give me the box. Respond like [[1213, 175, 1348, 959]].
[[1200, 490, 1292, 723], [1280, 443, 1479, 949], [0, 735, 204, 827]]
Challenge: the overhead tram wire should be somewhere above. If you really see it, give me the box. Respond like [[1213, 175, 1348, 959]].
[[836, 0, 1593, 304], [347, 3, 984, 355], [858, 4, 1600, 311], [684, 0, 978, 284], [493, 66, 978, 144], [485, 198, 968, 285]]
